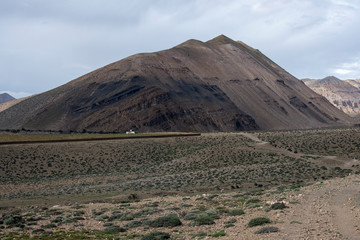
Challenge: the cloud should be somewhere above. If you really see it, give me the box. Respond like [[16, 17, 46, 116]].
[[0, 0, 360, 94], [332, 57, 360, 79]]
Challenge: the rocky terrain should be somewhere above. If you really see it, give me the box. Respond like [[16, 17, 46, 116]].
[[303, 76, 360, 116], [0, 35, 349, 132], [346, 79, 360, 89], [0, 93, 15, 104], [2, 174, 360, 240]]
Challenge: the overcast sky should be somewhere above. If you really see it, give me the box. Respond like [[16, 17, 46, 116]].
[[1, 0, 360, 98]]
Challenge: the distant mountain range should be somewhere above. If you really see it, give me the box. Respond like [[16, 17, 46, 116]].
[[303, 77, 360, 116], [0, 35, 351, 132], [0, 93, 15, 104]]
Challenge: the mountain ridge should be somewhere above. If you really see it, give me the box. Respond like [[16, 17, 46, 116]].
[[303, 76, 360, 116]]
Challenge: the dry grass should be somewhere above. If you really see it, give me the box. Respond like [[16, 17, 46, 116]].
[[0, 132, 200, 144]]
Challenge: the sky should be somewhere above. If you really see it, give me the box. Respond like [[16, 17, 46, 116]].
[[1, 0, 360, 98]]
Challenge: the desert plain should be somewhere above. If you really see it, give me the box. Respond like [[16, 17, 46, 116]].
[[1, 128, 360, 239]]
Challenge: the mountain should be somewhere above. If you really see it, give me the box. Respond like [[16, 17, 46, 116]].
[[303, 76, 360, 116], [345, 79, 360, 89], [0, 95, 34, 113], [0, 35, 350, 132], [0, 93, 15, 104]]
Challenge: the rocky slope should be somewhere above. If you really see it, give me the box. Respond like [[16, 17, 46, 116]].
[[0, 35, 349, 132], [0, 95, 34, 113], [345, 78, 360, 89], [303, 76, 360, 116], [0, 93, 15, 104]]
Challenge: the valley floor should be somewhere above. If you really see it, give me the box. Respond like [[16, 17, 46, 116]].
[[1, 128, 360, 239], [1, 174, 360, 239]]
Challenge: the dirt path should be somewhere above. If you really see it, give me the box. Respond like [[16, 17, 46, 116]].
[[331, 182, 360, 239], [280, 176, 360, 239]]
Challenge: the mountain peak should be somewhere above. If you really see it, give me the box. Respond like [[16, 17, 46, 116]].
[[322, 76, 341, 82], [0, 93, 15, 104], [207, 34, 237, 45]]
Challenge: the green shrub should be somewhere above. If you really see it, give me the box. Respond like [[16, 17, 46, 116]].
[[124, 220, 143, 228], [211, 230, 226, 237], [246, 203, 261, 209], [97, 214, 109, 221], [248, 217, 271, 227], [73, 210, 85, 216], [149, 214, 182, 228], [246, 198, 261, 204], [254, 226, 279, 234], [204, 209, 220, 219], [228, 209, 245, 216], [192, 214, 215, 226], [224, 223, 235, 228], [142, 231, 171, 240], [120, 214, 134, 221], [184, 212, 198, 220], [42, 223, 57, 228], [104, 225, 126, 233]]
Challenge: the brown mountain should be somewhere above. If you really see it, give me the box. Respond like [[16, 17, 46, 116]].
[[0, 93, 15, 104], [0, 35, 350, 132], [303, 76, 360, 116], [0, 95, 34, 113]]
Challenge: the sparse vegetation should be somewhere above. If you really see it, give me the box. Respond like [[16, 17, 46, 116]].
[[0, 129, 358, 239], [248, 217, 271, 227], [142, 231, 171, 240], [211, 230, 226, 237], [271, 202, 288, 210], [228, 208, 245, 216], [148, 214, 182, 228], [254, 226, 280, 234]]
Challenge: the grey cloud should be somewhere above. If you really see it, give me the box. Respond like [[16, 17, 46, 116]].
[[1, 0, 360, 95]]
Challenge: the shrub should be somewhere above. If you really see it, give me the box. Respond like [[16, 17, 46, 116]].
[[124, 220, 143, 228], [224, 223, 235, 228], [270, 202, 288, 210], [142, 231, 171, 240], [42, 223, 57, 228], [184, 212, 198, 220], [104, 225, 126, 233], [3, 215, 24, 226], [192, 214, 215, 226], [228, 209, 245, 216], [97, 214, 109, 221], [248, 217, 271, 227], [120, 214, 134, 221], [73, 210, 85, 216], [254, 226, 279, 234], [246, 198, 261, 204], [204, 209, 220, 219], [149, 214, 182, 228], [32, 229, 45, 234], [211, 230, 226, 237]]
